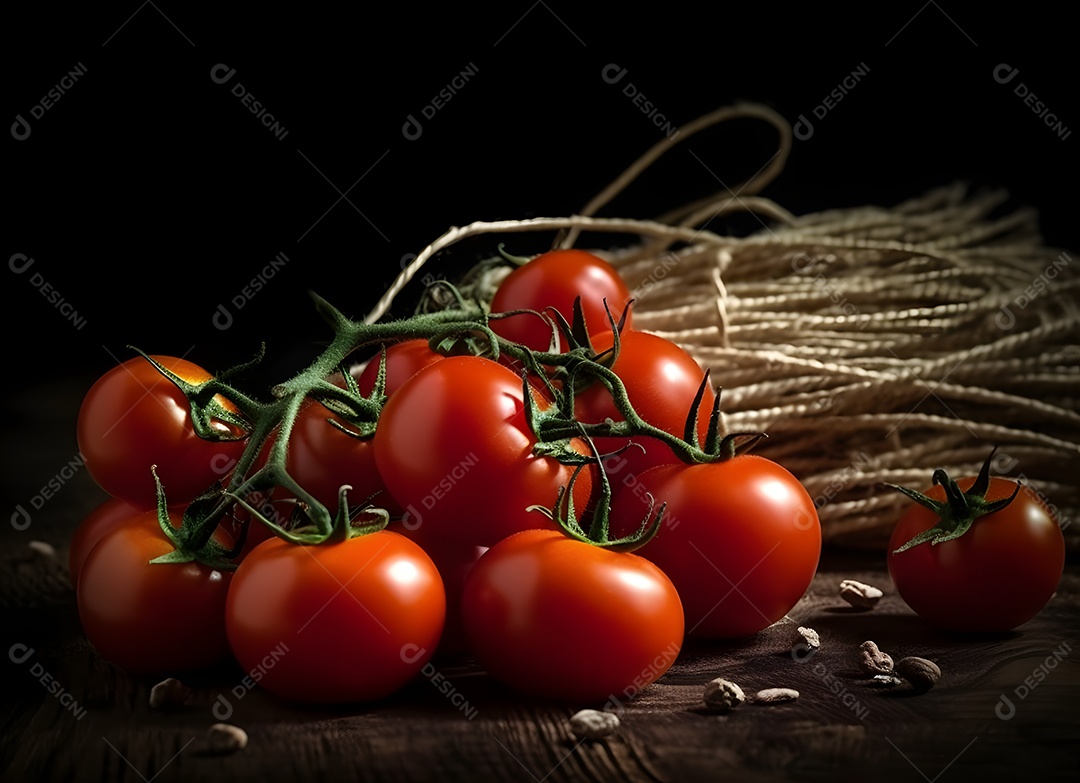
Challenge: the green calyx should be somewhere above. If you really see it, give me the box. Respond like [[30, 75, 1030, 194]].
[[886, 447, 1022, 554], [527, 436, 666, 553]]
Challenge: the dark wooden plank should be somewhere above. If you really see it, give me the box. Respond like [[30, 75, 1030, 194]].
[[3, 535, 1077, 783]]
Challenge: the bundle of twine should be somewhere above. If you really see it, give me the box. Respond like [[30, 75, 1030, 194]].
[[372, 103, 1080, 551]]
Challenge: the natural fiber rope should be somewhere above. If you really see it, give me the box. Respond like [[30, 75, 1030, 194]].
[[365, 104, 1080, 551]]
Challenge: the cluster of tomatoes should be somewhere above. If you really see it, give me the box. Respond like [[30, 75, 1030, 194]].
[[69, 246, 1065, 709]]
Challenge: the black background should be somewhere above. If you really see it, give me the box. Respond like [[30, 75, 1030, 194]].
[[4, 3, 1077, 439]]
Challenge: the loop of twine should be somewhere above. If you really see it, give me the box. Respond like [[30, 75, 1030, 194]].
[[364, 103, 1080, 550]]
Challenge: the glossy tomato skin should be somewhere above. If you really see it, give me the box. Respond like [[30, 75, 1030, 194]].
[[286, 397, 401, 518], [76, 509, 233, 676], [355, 339, 446, 398], [489, 249, 632, 353], [574, 330, 714, 479], [609, 457, 821, 639], [69, 497, 146, 586], [392, 522, 487, 656], [887, 477, 1064, 632], [77, 355, 246, 509], [225, 530, 445, 704], [373, 356, 593, 548], [461, 529, 684, 703]]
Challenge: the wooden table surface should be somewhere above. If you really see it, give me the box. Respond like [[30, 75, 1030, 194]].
[[2, 379, 1078, 783]]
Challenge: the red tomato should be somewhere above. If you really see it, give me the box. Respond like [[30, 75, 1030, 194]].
[[76, 509, 233, 676], [372, 356, 593, 547], [77, 355, 246, 509], [225, 530, 445, 704], [355, 339, 446, 398], [392, 522, 487, 656], [574, 330, 715, 478], [68, 497, 146, 586], [887, 476, 1064, 632], [489, 249, 633, 353], [461, 529, 684, 703], [286, 396, 401, 518], [609, 457, 821, 639]]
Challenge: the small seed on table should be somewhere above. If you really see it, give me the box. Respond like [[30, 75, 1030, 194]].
[[207, 723, 248, 754], [791, 626, 820, 658], [869, 674, 904, 688], [754, 687, 799, 704], [896, 656, 941, 691], [839, 579, 883, 609], [569, 709, 620, 740], [149, 677, 192, 710], [703, 678, 745, 712], [857, 640, 894, 676]]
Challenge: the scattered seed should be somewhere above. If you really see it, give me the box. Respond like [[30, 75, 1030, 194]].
[[149, 677, 193, 710], [869, 674, 904, 688], [857, 641, 894, 676], [839, 579, 883, 609], [791, 626, 820, 659], [703, 678, 745, 712], [27, 541, 57, 559], [754, 687, 799, 704], [895, 657, 941, 691], [569, 709, 620, 740], [207, 723, 248, 754]]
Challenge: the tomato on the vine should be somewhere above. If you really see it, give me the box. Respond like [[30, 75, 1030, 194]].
[[286, 396, 400, 518], [373, 356, 593, 547], [355, 338, 446, 398], [76, 508, 234, 676], [608, 455, 821, 639], [225, 528, 445, 704], [574, 329, 715, 479], [77, 355, 246, 509], [886, 456, 1065, 633], [461, 528, 684, 703], [68, 496, 146, 586], [489, 249, 632, 352]]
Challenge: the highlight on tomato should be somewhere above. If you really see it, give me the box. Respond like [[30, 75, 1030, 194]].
[[885, 449, 1065, 633], [76, 354, 247, 509]]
